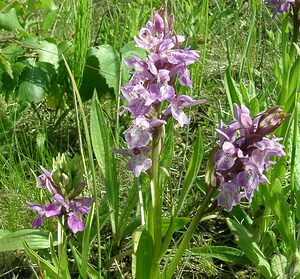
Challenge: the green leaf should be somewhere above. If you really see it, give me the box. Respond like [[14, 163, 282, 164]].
[[192, 246, 249, 264], [271, 254, 287, 278], [0, 8, 23, 31], [133, 228, 154, 279], [120, 41, 147, 60], [17, 65, 53, 103], [81, 203, 95, 278], [161, 217, 190, 237], [49, 233, 59, 269], [37, 40, 59, 68], [2, 43, 23, 63], [69, 244, 99, 279], [0, 52, 13, 79], [118, 181, 139, 241], [268, 179, 295, 250], [24, 238, 71, 279], [224, 67, 242, 114], [43, 10, 58, 32], [90, 94, 119, 235], [23, 240, 61, 278], [159, 119, 174, 188], [87, 45, 120, 94], [80, 53, 112, 101], [175, 128, 203, 215], [227, 219, 273, 278], [249, 97, 260, 116], [18, 80, 45, 102], [0, 229, 58, 252]]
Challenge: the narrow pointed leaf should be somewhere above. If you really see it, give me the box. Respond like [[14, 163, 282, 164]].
[[23, 240, 61, 278], [90, 94, 119, 234], [227, 219, 273, 279], [175, 128, 203, 215]]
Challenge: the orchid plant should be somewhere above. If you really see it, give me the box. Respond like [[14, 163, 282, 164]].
[[22, 2, 296, 278], [29, 154, 93, 234], [113, 3, 287, 279]]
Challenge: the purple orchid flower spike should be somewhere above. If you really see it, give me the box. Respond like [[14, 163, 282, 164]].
[[116, 4, 204, 177], [214, 104, 287, 211]]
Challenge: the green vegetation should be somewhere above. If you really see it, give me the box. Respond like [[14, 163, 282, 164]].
[[0, 0, 299, 278]]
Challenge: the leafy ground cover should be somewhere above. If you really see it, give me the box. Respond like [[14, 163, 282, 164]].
[[0, 0, 299, 278]]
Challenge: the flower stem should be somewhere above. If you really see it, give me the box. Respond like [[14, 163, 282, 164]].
[[150, 126, 163, 278], [137, 177, 145, 225], [291, 4, 300, 45], [165, 187, 216, 279]]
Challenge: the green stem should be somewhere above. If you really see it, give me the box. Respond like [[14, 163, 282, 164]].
[[291, 4, 300, 46], [150, 126, 163, 278], [165, 187, 216, 279]]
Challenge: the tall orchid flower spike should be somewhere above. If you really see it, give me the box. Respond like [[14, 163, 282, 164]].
[[115, 4, 203, 177], [214, 104, 287, 211]]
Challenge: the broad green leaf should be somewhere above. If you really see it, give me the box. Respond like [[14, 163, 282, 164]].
[[133, 228, 154, 279], [0, 230, 11, 238], [18, 80, 45, 102], [37, 40, 59, 68], [46, 83, 65, 109], [87, 45, 120, 93], [0, 229, 58, 252], [120, 41, 147, 60], [2, 43, 23, 63], [271, 254, 287, 278], [227, 219, 273, 278], [192, 246, 249, 264], [90, 94, 119, 235], [80, 54, 112, 101], [17, 65, 53, 103], [0, 8, 23, 31], [175, 128, 203, 215]]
